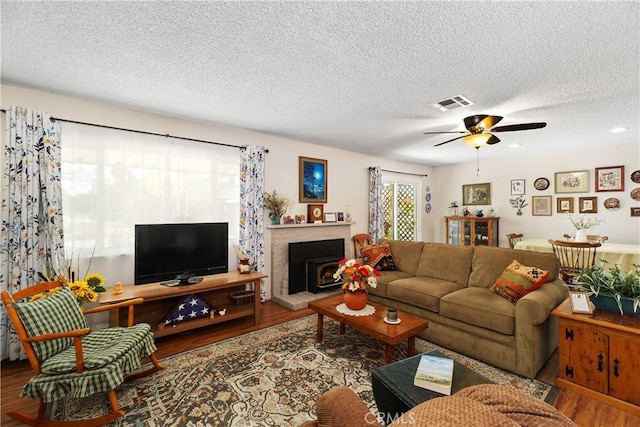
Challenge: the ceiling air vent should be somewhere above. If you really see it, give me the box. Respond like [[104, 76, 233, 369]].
[[431, 95, 474, 112]]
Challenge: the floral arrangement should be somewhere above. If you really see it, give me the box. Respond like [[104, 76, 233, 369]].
[[31, 273, 107, 306], [567, 214, 605, 230], [333, 258, 380, 293], [509, 196, 528, 209], [262, 190, 292, 216]]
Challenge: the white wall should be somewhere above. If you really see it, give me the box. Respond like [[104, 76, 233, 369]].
[[433, 143, 640, 246]]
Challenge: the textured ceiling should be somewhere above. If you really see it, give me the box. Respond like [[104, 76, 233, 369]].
[[1, 1, 638, 166]]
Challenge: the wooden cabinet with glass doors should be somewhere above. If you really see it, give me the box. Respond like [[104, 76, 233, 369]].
[[445, 216, 500, 247]]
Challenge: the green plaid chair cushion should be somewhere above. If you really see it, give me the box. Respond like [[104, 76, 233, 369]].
[[21, 323, 158, 402], [14, 286, 87, 361], [41, 323, 154, 374]]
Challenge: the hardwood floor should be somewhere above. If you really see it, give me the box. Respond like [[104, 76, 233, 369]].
[[2, 301, 638, 426]]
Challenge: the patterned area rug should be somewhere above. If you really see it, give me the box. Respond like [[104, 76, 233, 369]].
[[51, 315, 558, 426]]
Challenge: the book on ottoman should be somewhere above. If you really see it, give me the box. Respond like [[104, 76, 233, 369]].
[[414, 354, 454, 395]]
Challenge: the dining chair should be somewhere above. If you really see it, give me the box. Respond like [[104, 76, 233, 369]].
[[548, 239, 601, 286], [1, 280, 165, 426], [352, 233, 373, 258], [506, 233, 524, 249], [586, 234, 608, 243]]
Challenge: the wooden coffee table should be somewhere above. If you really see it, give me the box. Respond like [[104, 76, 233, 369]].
[[308, 294, 429, 364]]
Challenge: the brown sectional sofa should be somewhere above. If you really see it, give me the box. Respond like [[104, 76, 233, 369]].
[[367, 241, 568, 379]]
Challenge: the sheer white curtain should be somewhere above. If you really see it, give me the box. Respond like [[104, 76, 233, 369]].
[[61, 123, 240, 286]]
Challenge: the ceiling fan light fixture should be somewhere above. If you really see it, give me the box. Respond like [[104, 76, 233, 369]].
[[463, 133, 493, 148]]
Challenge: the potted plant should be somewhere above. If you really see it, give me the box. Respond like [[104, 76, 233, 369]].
[[566, 214, 605, 242], [333, 258, 380, 310], [575, 262, 640, 316], [262, 190, 292, 225]]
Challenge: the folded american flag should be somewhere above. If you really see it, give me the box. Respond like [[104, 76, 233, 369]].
[[163, 294, 214, 326]]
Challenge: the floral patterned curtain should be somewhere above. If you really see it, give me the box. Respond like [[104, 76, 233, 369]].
[[239, 145, 266, 302], [368, 166, 384, 243], [1, 106, 65, 360]]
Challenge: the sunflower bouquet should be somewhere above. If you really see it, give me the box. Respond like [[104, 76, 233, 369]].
[[31, 273, 107, 306]]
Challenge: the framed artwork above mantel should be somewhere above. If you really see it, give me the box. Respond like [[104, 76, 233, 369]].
[[299, 157, 327, 203]]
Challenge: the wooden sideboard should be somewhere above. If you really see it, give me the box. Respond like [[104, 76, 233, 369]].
[[99, 271, 267, 338], [552, 299, 640, 415]]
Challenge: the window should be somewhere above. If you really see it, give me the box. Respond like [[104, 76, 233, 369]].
[[382, 179, 419, 241], [61, 123, 240, 283]]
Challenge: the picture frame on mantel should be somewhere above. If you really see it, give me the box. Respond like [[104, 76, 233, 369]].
[[299, 157, 328, 203]]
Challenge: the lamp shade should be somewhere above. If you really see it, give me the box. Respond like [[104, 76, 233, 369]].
[[463, 133, 493, 148]]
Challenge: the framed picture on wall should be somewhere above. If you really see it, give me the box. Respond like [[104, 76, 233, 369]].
[[462, 183, 491, 205], [511, 179, 525, 195], [595, 165, 624, 192], [299, 156, 328, 203], [556, 197, 574, 213], [554, 170, 589, 193], [578, 197, 598, 213], [532, 196, 552, 216]]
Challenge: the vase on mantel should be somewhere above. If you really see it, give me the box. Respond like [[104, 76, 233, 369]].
[[269, 213, 282, 225], [343, 290, 368, 310], [574, 229, 587, 242]]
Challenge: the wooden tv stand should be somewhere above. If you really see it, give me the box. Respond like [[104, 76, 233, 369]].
[[99, 271, 267, 338]]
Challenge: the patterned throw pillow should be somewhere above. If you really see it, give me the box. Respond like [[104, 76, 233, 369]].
[[14, 286, 88, 361], [361, 242, 396, 271], [490, 260, 549, 303]]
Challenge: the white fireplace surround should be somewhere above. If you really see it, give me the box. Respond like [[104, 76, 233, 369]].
[[267, 222, 354, 310]]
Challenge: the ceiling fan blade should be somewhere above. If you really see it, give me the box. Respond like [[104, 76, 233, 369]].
[[492, 122, 547, 132], [423, 131, 466, 135], [434, 135, 465, 147], [464, 115, 503, 131], [486, 135, 501, 145]]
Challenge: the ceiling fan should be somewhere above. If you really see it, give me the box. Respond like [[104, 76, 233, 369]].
[[424, 115, 547, 148]]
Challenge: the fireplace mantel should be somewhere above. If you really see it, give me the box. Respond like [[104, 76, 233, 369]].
[[268, 222, 355, 310], [266, 222, 354, 229]]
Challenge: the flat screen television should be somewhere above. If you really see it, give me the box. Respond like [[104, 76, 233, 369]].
[[134, 222, 229, 285]]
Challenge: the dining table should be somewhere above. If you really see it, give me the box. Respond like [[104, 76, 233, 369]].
[[514, 239, 640, 272]]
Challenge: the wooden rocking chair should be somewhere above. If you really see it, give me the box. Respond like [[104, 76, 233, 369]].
[[1, 280, 165, 426]]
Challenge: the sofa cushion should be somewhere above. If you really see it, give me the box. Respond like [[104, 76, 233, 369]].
[[387, 241, 425, 275], [14, 287, 88, 361], [490, 260, 549, 303], [361, 242, 396, 271], [440, 287, 515, 335], [369, 270, 413, 298], [387, 277, 464, 313], [415, 243, 474, 287], [468, 246, 559, 288]]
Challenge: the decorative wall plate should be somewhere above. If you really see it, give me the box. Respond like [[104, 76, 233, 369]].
[[426, 193, 431, 202], [631, 170, 640, 184], [425, 203, 431, 213], [631, 188, 640, 201], [603, 197, 621, 210], [534, 177, 550, 191]]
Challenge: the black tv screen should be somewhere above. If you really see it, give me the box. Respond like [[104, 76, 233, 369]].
[[134, 222, 229, 285]]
